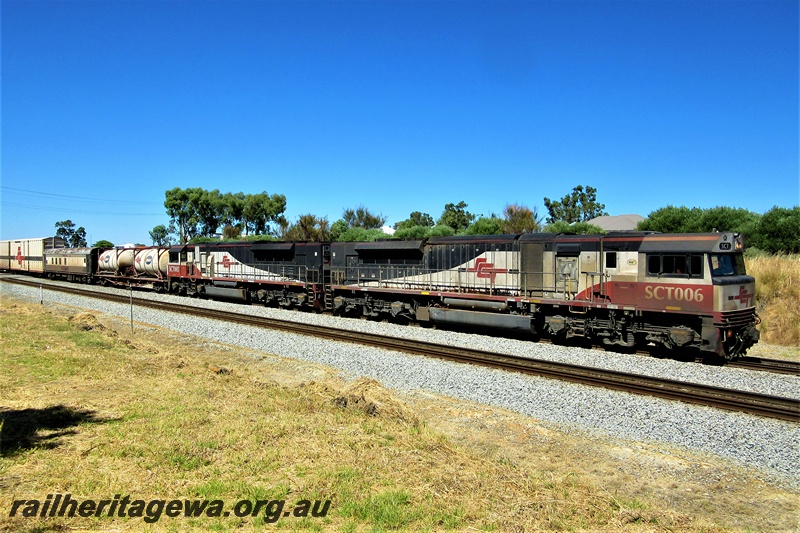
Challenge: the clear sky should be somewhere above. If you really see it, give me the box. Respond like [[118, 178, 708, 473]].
[[2, 0, 798, 245]]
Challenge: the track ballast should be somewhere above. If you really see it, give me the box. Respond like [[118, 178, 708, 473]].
[[2, 276, 798, 423]]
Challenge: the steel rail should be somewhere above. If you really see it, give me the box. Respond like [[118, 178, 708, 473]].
[[728, 357, 800, 376], [3, 275, 791, 374], [2, 276, 798, 423]]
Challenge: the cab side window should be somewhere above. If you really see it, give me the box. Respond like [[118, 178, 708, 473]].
[[647, 254, 703, 278]]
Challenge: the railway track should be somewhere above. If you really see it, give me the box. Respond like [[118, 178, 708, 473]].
[[728, 357, 800, 375], [2, 276, 799, 423]]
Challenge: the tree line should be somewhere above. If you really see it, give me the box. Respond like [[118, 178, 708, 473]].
[[159, 187, 287, 244], [54, 184, 799, 254], [147, 185, 610, 245], [637, 205, 800, 254]]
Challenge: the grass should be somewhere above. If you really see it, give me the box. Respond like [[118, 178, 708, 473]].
[[0, 297, 798, 531], [746, 254, 800, 346]]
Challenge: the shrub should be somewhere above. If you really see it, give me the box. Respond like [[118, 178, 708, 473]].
[[751, 206, 800, 254], [746, 255, 800, 346]]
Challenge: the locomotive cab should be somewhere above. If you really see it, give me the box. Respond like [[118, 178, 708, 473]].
[[707, 234, 760, 357]]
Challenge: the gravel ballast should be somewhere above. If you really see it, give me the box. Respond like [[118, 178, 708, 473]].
[[3, 278, 798, 487]]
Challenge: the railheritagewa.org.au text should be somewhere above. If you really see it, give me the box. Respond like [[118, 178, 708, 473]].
[[8, 494, 331, 523]]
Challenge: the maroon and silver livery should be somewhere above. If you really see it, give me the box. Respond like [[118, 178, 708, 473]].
[[327, 232, 759, 359]]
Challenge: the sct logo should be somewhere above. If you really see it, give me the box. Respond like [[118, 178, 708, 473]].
[[730, 285, 754, 307], [466, 258, 507, 283], [645, 285, 705, 303]]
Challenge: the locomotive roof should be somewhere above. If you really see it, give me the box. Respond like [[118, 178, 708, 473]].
[[638, 232, 742, 253]]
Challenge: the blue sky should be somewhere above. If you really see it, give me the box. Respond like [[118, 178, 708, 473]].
[[2, 0, 797, 245]]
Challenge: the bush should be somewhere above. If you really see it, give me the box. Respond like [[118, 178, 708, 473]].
[[464, 217, 503, 235], [544, 221, 606, 235], [393, 225, 432, 240], [644, 206, 699, 232], [188, 236, 220, 244], [427, 225, 456, 237], [337, 227, 390, 242], [638, 205, 799, 254], [746, 255, 800, 346], [241, 234, 276, 242]]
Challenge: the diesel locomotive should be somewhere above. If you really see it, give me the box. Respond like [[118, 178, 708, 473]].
[[1, 231, 760, 360]]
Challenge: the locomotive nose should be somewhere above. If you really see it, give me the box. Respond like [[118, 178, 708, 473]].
[[718, 281, 756, 312]]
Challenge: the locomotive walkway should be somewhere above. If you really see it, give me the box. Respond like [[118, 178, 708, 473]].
[[2, 276, 799, 423]]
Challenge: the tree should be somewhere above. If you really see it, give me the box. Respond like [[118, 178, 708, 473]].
[[342, 206, 387, 229], [149, 224, 172, 246], [222, 225, 241, 240], [394, 211, 434, 231], [275, 215, 290, 239], [330, 219, 349, 241], [55, 219, 75, 244], [697, 206, 760, 235], [502, 203, 542, 233], [164, 187, 288, 241], [543, 185, 608, 224], [751, 206, 800, 254], [243, 192, 287, 235], [638, 206, 761, 235], [71, 227, 87, 247], [221, 192, 246, 233], [284, 214, 330, 242], [54, 220, 87, 247], [164, 187, 199, 243], [637, 206, 703, 233], [437, 201, 475, 232], [92, 240, 114, 248], [193, 189, 224, 237]]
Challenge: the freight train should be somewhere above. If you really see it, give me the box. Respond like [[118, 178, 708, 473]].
[[0, 231, 760, 360]]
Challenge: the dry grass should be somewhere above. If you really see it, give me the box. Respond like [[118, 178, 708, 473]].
[[0, 297, 798, 532], [746, 255, 800, 347]]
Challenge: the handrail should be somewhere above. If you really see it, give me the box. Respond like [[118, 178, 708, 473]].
[[330, 265, 578, 298]]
